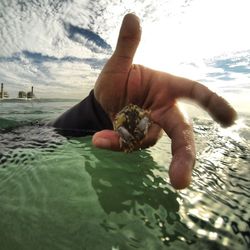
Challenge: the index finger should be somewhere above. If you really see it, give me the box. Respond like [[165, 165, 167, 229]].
[[102, 13, 141, 74], [167, 74, 237, 127]]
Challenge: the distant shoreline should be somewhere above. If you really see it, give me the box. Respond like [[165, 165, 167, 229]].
[[0, 98, 81, 103]]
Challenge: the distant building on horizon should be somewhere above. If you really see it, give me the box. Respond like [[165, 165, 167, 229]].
[[27, 86, 35, 99], [0, 83, 9, 99], [18, 86, 35, 99], [0, 84, 36, 99], [18, 91, 27, 98]]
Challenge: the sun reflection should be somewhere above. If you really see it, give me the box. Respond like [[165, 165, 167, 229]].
[[218, 118, 247, 142], [197, 229, 207, 237], [176, 108, 249, 248], [208, 232, 218, 241], [214, 217, 224, 229], [222, 237, 229, 247]]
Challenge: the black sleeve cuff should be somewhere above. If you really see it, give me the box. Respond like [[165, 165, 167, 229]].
[[51, 90, 113, 136]]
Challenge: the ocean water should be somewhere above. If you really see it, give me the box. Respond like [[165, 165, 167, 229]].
[[0, 0, 250, 249], [0, 100, 249, 250]]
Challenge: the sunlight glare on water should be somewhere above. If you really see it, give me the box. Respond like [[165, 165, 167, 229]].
[[0, 0, 250, 249], [0, 97, 250, 250]]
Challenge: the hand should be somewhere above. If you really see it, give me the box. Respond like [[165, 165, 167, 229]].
[[92, 14, 237, 189]]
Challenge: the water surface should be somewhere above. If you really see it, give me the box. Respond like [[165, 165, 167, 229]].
[[0, 100, 249, 250]]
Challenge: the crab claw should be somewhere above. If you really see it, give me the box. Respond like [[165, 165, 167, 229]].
[[134, 116, 151, 140], [117, 126, 135, 149]]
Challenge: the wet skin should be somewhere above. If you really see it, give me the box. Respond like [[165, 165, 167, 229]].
[[92, 14, 237, 189]]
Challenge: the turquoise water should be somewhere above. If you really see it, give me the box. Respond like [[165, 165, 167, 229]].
[[0, 100, 249, 250], [0, 0, 249, 248]]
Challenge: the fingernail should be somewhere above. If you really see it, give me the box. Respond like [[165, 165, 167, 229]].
[[124, 13, 141, 33], [94, 138, 111, 149]]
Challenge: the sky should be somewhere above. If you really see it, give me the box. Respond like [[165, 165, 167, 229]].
[[0, 0, 249, 112]]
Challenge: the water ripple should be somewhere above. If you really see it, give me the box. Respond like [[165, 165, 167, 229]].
[[0, 115, 249, 249], [179, 118, 250, 249]]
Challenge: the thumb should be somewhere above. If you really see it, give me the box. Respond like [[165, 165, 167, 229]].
[[106, 13, 141, 72], [92, 130, 121, 151]]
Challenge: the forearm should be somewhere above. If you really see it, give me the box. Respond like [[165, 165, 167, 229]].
[[50, 90, 113, 136]]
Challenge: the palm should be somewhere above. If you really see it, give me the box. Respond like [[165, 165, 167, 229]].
[[95, 63, 180, 123], [93, 14, 237, 189]]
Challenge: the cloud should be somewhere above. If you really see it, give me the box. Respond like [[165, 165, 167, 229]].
[[0, 50, 108, 98], [207, 53, 250, 74], [204, 50, 250, 85], [64, 23, 112, 54], [0, 50, 108, 70]]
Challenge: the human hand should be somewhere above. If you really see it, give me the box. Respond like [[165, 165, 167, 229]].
[[92, 14, 237, 189]]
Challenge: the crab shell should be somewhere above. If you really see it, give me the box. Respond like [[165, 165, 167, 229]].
[[113, 104, 151, 152]]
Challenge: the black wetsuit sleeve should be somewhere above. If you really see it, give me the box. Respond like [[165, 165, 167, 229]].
[[50, 90, 113, 136]]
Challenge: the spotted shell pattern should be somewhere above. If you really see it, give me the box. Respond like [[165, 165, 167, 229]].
[[113, 104, 151, 152]]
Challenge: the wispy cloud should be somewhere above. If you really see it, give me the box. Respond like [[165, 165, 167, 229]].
[[64, 23, 112, 54], [0, 0, 249, 100], [204, 50, 250, 89], [0, 50, 108, 98], [0, 50, 108, 69]]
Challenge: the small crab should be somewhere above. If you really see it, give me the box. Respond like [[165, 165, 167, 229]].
[[113, 104, 152, 152]]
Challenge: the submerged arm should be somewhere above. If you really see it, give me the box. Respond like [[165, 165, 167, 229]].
[[50, 90, 113, 136]]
